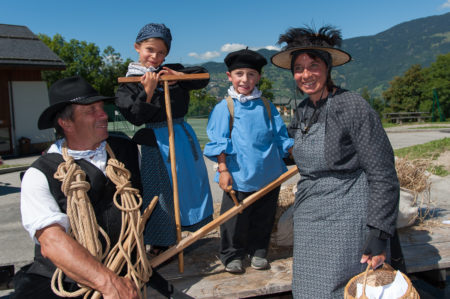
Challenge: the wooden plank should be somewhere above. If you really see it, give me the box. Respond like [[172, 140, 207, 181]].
[[146, 236, 293, 298], [144, 219, 450, 297], [402, 241, 450, 273], [398, 224, 450, 273], [398, 226, 450, 246]]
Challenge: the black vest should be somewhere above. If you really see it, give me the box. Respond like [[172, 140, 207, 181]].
[[27, 135, 141, 279]]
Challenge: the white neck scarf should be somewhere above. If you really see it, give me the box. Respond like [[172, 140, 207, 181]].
[[227, 86, 262, 103], [48, 139, 108, 174], [126, 61, 160, 77]]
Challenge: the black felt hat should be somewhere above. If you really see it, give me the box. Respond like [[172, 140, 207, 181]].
[[38, 76, 115, 130], [271, 26, 351, 70], [224, 48, 267, 73]]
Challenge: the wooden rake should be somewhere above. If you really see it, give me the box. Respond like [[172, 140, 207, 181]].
[[149, 166, 299, 268], [118, 73, 209, 273]]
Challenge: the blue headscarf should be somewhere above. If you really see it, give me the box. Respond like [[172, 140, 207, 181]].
[[135, 23, 172, 53]]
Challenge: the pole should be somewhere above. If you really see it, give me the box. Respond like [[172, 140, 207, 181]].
[[162, 80, 184, 273], [118, 73, 209, 83]]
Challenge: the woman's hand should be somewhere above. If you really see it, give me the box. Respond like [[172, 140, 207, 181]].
[[360, 252, 386, 269], [159, 67, 184, 85], [141, 71, 161, 103], [219, 170, 233, 191]]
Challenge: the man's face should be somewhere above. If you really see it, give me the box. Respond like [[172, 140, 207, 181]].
[[60, 101, 108, 150]]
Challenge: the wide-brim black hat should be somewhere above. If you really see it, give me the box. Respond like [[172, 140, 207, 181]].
[[38, 76, 115, 130], [271, 46, 351, 69], [271, 26, 352, 70]]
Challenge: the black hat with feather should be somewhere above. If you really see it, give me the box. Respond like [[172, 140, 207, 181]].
[[271, 25, 351, 70]]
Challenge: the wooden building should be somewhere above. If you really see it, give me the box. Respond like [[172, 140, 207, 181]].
[[0, 24, 65, 156], [272, 97, 297, 121]]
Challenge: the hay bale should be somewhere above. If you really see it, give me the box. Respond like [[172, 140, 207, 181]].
[[395, 157, 434, 226], [395, 157, 431, 193]]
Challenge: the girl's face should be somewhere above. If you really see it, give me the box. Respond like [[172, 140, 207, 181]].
[[134, 38, 168, 68], [293, 53, 328, 101], [226, 68, 261, 96]]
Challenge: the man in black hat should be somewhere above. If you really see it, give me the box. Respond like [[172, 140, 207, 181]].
[[13, 76, 142, 298]]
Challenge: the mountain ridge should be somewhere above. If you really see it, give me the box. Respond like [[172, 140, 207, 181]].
[[201, 12, 450, 100]]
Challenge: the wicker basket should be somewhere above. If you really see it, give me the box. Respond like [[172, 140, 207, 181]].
[[344, 263, 420, 299]]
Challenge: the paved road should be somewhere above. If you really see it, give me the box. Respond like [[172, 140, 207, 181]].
[[386, 127, 450, 149], [0, 127, 449, 296]]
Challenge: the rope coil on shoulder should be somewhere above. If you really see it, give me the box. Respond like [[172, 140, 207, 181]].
[[50, 142, 157, 299]]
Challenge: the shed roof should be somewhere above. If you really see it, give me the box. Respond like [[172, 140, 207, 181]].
[[272, 97, 297, 109], [0, 24, 65, 69]]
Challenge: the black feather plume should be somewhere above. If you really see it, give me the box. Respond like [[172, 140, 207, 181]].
[[277, 25, 343, 50]]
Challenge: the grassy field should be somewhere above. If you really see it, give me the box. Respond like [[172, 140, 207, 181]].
[[107, 118, 211, 148], [108, 118, 449, 149], [395, 137, 450, 176]]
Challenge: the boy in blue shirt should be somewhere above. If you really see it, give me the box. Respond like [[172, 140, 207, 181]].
[[204, 48, 293, 273]]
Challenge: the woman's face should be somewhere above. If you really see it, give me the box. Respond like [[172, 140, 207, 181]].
[[134, 38, 168, 68], [293, 53, 328, 100]]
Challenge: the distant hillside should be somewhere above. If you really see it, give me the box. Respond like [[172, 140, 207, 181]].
[[202, 12, 450, 100]]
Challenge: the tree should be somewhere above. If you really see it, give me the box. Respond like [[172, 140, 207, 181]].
[[95, 46, 132, 97], [361, 87, 384, 118], [39, 34, 131, 97], [421, 53, 450, 117], [382, 54, 450, 118], [382, 64, 426, 112], [187, 89, 217, 117], [258, 75, 274, 100]]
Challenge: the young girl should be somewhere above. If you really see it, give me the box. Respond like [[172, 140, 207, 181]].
[[115, 23, 213, 253], [203, 48, 293, 273]]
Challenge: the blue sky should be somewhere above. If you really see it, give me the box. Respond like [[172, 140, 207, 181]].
[[2, 0, 450, 65]]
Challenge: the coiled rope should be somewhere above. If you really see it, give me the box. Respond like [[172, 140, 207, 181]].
[[50, 142, 157, 298]]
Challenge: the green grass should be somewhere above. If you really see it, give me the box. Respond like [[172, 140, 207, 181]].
[[107, 118, 210, 148], [395, 137, 450, 176], [433, 165, 449, 176], [108, 119, 450, 175], [186, 118, 209, 149], [381, 120, 450, 128], [394, 138, 450, 160], [107, 121, 143, 137], [0, 163, 27, 169], [381, 121, 401, 128], [408, 126, 450, 130]]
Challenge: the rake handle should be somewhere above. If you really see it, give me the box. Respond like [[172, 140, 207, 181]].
[[117, 73, 210, 83]]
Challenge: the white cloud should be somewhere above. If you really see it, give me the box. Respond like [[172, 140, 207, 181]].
[[188, 44, 281, 61], [220, 43, 247, 53], [220, 43, 281, 53], [441, 0, 450, 8], [188, 51, 221, 60], [253, 45, 281, 51]]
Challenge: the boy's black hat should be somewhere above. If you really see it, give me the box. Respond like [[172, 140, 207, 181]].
[[224, 48, 267, 73], [38, 76, 115, 130]]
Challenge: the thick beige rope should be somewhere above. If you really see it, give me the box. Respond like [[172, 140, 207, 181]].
[[50, 142, 156, 298]]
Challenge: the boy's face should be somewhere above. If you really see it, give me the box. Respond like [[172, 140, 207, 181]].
[[227, 68, 261, 96], [134, 38, 168, 68]]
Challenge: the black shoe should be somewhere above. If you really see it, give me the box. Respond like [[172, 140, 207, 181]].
[[225, 259, 244, 274]]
